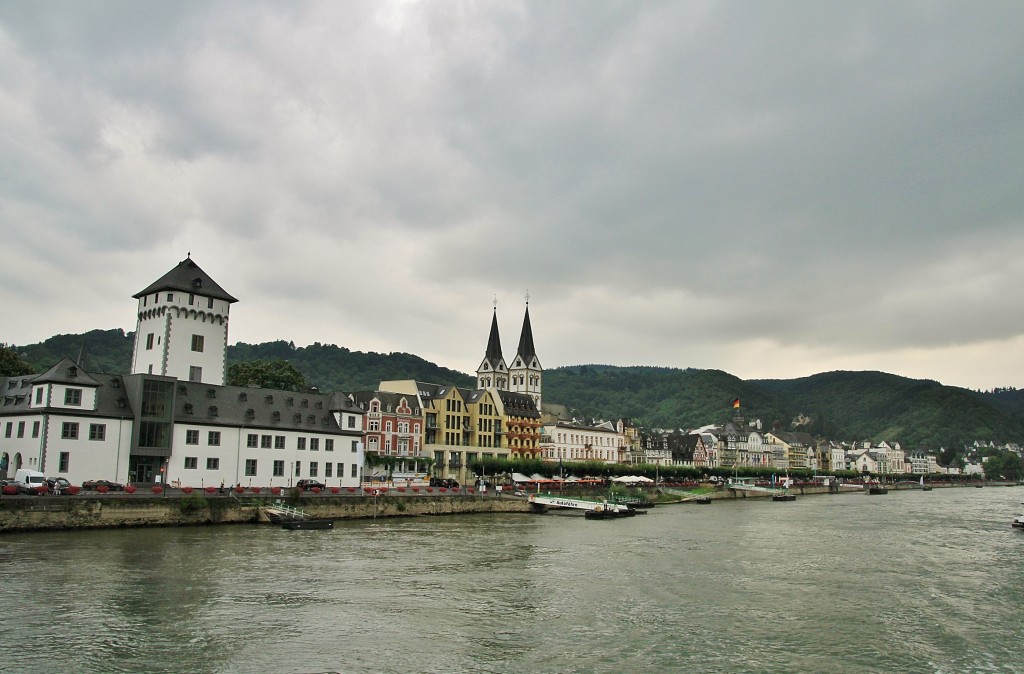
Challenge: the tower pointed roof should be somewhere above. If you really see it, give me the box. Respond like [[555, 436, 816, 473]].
[[133, 256, 238, 303], [515, 304, 537, 364], [484, 308, 504, 367]]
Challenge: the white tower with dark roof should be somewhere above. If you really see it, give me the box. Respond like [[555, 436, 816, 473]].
[[476, 306, 509, 390], [130, 256, 238, 385]]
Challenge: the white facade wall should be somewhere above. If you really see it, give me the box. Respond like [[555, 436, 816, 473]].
[[540, 424, 624, 463], [132, 293, 230, 385], [167, 422, 364, 489]]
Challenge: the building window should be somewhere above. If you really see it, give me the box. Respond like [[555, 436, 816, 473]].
[[351, 463, 358, 478], [310, 438, 319, 451], [274, 436, 285, 449], [347, 416, 356, 429], [245, 459, 257, 477], [3, 422, 10, 438], [185, 430, 199, 445], [206, 457, 220, 470], [59, 452, 70, 472], [35, 388, 43, 404], [247, 434, 258, 448], [207, 297, 214, 309], [17, 421, 25, 438], [295, 462, 301, 477], [61, 422, 79, 440], [208, 431, 221, 446], [167, 293, 173, 302], [65, 388, 82, 406], [146, 333, 154, 350], [89, 424, 107, 441], [325, 463, 333, 478], [297, 437, 306, 450], [273, 460, 285, 477], [191, 334, 205, 352], [32, 421, 39, 438], [352, 440, 358, 453], [261, 435, 272, 449], [184, 457, 198, 469], [325, 439, 334, 452], [309, 462, 318, 477], [189, 366, 202, 382]]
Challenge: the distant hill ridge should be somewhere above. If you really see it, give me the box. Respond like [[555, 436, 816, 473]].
[[10, 329, 1024, 449]]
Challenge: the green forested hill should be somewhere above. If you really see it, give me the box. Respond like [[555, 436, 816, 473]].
[[8, 330, 1024, 449]]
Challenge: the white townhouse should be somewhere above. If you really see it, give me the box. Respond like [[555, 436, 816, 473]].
[[539, 419, 626, 464], [0, 257, 365, 488]]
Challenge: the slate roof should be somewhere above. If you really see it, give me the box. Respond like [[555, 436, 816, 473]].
[[515, 305, 538, 364], [495, 390, 540, 419], [32, 357, 103, 387], [133, 257, 238, 303], [1, 364, 134, 419], [481, 309, 505, 369], [172, 380, 361, 434], [349, 390, 420, 414]]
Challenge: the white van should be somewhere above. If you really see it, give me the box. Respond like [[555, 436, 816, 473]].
[[14, 468, 46, 494]]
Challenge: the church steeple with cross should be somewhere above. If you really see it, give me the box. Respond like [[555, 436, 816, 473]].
[[477, 292, 543, 409], [508, 290, 542, 409]]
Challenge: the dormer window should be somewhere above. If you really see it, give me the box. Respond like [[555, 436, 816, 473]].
[[239, 392, 247, 402], [265, 395, 274, 404], [315, 401, 323, 409], [184, 403, 193, 415], [286, 397, 294, 406], [272, 411, 281, 422], [301, 399, 308, 408], [178, 385, 188, 395], [293, 413, 301, 423], [68, 366, 78, 378], [192, 277, 203, 289], [117, 397, 127, 409], [246, 408, 255, 420], [111, 378, 120, 388], [307, 415, 315, 424], [207, 388, 216, 399]]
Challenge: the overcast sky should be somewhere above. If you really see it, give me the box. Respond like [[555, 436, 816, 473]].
[[2, 1, 1023, 391]]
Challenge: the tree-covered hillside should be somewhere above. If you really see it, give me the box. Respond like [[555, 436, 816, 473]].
[[754, 371, 1024, 449]]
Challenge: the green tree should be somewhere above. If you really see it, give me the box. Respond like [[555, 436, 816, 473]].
[[983, 450, 1024, 481], [226, 359, 306, 391], [0, 344, 35, 377]]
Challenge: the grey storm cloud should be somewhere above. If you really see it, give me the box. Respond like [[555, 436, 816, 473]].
[[2, 0, 1023, 389]]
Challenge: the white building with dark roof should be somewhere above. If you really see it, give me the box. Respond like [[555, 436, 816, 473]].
[[1, 257, 365, 488]]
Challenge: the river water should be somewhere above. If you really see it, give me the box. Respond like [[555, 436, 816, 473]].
[[2, 487, 1022, 673]]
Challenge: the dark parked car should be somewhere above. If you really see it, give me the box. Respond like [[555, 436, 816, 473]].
[[46, 477, 73, 494], [81, 479, 125, 492], [295, 479, 326, 491], [429, 478, 459, 489]]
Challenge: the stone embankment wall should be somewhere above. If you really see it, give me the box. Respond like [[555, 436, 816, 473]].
[[0, 495, 535, 534]]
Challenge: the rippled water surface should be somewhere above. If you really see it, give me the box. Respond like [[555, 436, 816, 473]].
[[2, 487, 1023, 673]]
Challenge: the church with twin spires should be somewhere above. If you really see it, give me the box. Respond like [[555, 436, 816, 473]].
[[475, 300, 543, 412]]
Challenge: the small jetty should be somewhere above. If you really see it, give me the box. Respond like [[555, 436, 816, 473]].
[[263, 501, 334, 530]]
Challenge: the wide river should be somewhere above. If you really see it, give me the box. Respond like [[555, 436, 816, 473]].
[[2, 486, 1022, 673]]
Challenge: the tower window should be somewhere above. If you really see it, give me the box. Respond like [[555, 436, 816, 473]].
[[191, 335, 204, 352], [207, 298, 213, 309], [167, 293, 173, 302], [189, 366, 202, 382]]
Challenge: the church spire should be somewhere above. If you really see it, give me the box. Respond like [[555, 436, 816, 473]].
[[515, 301, 536, 364], [476, 304, 508, 390]]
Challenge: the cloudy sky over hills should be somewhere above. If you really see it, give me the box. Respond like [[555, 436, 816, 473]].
[[2, 1, 1023, 390]]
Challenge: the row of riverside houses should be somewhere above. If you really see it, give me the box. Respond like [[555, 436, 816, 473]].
[[0, 256, 995, 488]]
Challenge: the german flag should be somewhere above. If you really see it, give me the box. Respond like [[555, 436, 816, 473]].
[[732, 398, 741, 409]]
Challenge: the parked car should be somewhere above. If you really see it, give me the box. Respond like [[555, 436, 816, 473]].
[[295, 479, 326, 491], [429, 478, 459, 489], [81, 479, 125, 492], [46, 477, 73, 495]]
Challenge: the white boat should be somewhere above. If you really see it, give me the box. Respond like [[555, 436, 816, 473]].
[[1013, 504, 1024, 529]]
